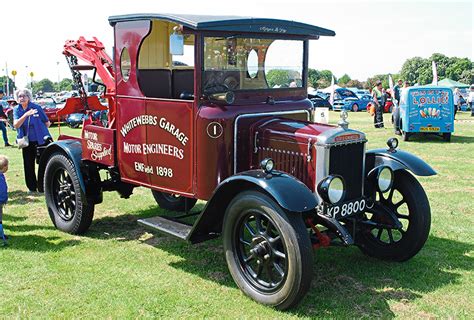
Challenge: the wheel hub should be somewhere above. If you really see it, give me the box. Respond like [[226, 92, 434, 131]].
[[250, 236, 271, 262]]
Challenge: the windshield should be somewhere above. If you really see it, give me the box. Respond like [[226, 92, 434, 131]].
[[203, 36, 304, 94]]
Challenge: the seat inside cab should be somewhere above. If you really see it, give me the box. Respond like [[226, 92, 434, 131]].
[[138, 20, 194, 99]]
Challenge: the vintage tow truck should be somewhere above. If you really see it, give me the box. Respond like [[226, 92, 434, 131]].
[[37, 14, 436, 309]]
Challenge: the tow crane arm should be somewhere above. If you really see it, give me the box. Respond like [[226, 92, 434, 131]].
[[62, 36, 116, 127]]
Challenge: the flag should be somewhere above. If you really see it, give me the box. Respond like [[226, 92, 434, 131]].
[[389, 74, 396, 107], [329, 75, 335, 106], [432, 61, 438, 85]]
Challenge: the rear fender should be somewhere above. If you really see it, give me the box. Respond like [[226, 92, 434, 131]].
[[365, 148, 436, 176], [37, 140, 86, 194], [188, 170, 317, 243]]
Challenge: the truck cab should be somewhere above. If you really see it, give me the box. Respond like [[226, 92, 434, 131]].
[[38, 13, 436, 310]]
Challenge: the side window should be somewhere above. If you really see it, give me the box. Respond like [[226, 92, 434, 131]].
[[172, 35, 194, 67], [137, 20, 194, 99], [247, 49, 258, 79], [120, 47, 131, 82]]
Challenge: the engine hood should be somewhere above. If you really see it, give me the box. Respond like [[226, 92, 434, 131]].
[[253, 118, 367, 146]]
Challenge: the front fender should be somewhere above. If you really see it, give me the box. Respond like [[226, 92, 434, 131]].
[[188, 170, 317, 243], [37, 140, 86, 193], [221, 170, 318, 212], [366, 148, 436, 176]]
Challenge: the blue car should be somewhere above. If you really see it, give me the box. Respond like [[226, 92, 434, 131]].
[[66, 113, 88, 128], [332, 88, 370, 112]]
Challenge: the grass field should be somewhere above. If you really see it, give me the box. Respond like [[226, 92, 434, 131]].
[[0, 111, 472, 318]]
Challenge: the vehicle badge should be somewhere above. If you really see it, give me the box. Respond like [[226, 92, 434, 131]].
[[338, 110, 349, 129]]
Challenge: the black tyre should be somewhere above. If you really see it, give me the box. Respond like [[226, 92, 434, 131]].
[[44, 153, 94, 234], [352, 103, 359, 112], [402, 131, 410, 141], [151, 190, 197, 212], [223, 191, 313, 310], [442, 133, 451, 142], [356, 170, 431, 261]]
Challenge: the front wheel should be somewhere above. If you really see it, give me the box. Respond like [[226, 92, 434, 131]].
[[356, 170, 431, 261], [223, 191, 313, 310], [44, 153, 94, 234], [151, 190, 197, 212]]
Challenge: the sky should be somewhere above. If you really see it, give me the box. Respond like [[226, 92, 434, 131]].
[[1, 0, 472, 89]]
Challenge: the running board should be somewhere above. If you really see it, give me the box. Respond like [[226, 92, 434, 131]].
[[138, 216, 192, 240]]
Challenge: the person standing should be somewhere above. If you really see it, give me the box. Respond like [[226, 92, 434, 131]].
[[372, 80, 385, 128], [0, 90, 12, 147], [13, 89, 51, 193], [392, 79, 403, 134], [453, 88, 460, 119], [468, 85, 474, 117], [0, 155, 8, 245]]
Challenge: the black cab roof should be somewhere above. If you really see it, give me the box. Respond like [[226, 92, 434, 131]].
[[108, 13, 335, 39]]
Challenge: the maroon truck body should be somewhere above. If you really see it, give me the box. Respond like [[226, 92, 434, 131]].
[[38, 13, 435, 310]]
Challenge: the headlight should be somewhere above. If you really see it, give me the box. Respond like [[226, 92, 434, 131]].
[[387, 137, 398, 150], [377, 167, 393, 193], [260, 158, 274, 173], [317, 175, 346, 204]]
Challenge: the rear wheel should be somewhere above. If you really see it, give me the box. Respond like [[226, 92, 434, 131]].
[[351, 103, 359, 112], [151, 190, 197, 212], [356, 170, 431, 261], [223, 191, 313, 309], [442, 133, 451, 142], [44, 153, 94, 234], [402, 131, 410, 141]]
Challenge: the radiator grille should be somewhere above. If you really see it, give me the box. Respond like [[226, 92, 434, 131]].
[[329, 143, 364, 200], [256, 147, 310, 188]]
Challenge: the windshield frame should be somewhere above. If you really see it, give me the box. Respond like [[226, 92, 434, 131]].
[[200, 32, 309, 96]]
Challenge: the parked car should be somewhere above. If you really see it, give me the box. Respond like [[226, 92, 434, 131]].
[[34, 97, 67, 123], [66, 112, 88, 128], [56, 91, 79, 103], [1, 100, 15, 127], [66, 110, 106, 128], [365, 95, 394, 113], [347, 87, 371, 98], [332, 88, 369, 112], [308, 92, 331, 109]]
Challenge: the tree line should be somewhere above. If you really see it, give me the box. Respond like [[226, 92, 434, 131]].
[[1, 53, 472, 95], [305, 53, 472, 90]]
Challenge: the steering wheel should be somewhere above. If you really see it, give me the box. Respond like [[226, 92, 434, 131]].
[[204, 83, 230, 94], [224, 76, 239, 90]]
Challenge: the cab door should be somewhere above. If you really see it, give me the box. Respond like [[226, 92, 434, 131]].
[[145, 100, 194, 195]]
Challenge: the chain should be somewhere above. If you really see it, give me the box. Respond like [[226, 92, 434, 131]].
[[65, 55, 89, 111]]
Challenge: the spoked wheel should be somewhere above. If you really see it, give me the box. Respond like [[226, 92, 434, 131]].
[[151, 190, 197, 212], [44, 153, 94, 234], [356, 170, 431, 261], [223, 191, 313, 310]]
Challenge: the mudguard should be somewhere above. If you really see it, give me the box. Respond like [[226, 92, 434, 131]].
[[366, 148, 436, 176], [188, 170, 317, 243], [37, 140, 86, 193]]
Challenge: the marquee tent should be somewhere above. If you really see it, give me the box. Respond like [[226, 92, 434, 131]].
[[437, 78, 469, 88]]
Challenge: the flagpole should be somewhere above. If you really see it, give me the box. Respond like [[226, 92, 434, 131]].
[[432, 61, 438, 85]]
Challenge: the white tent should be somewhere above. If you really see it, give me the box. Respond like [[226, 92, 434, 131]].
[[320, 84, 341, 93]]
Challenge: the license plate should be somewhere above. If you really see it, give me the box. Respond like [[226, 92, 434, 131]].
[[318, 198, 366, 220], [419, 127, 440, 132]]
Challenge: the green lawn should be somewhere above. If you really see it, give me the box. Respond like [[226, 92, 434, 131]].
[[0, 111, 472, 318]]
